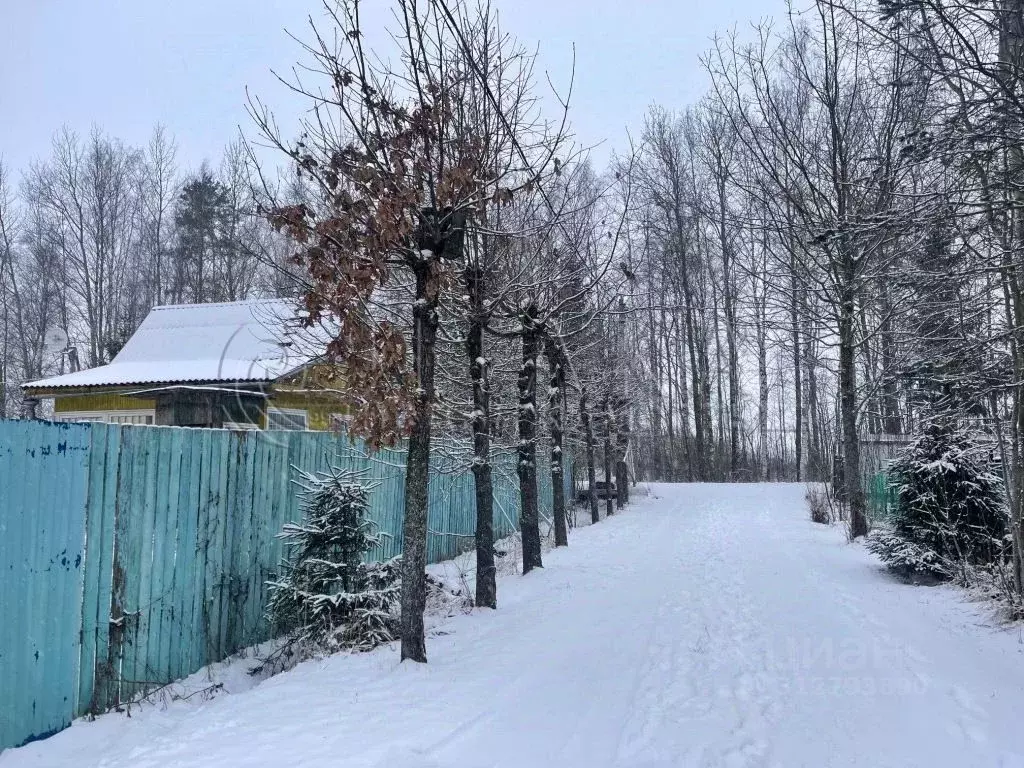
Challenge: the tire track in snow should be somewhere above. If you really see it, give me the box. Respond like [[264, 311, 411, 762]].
[[608, 493, 781, 768]]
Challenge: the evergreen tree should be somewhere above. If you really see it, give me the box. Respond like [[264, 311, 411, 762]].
[[267, 467, 401, 653], [173, 167, 231, 303], [868, 422, 1008, 580]]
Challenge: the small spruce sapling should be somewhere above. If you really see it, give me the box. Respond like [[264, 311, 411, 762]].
[[867, 422, 1008, 582], [267, 467, 401, 654]]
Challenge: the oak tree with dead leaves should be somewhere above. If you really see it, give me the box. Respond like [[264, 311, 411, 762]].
[[255, 0, 574, 659]]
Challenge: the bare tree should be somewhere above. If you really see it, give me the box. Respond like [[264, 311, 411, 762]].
[[254, 0, 573, 660]]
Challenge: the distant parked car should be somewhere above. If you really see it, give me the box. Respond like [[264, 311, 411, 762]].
[[577, 481, 617, 502]]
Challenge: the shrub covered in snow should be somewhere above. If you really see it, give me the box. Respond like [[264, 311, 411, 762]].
[[806, 484, 835, 525], [865, 528, 952, 582], [867, 422, 1007, 582], [266, 467, 401, 655]]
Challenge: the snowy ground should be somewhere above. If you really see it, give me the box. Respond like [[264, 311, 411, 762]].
[[7, 483, 1024, 768]]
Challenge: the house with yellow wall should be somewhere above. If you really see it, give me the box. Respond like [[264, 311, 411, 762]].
[[23, 299, 346, 431]]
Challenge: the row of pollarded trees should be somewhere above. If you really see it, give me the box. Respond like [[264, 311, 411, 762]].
[[256, 0, 637, 662], [264, 0, 1024, 633]]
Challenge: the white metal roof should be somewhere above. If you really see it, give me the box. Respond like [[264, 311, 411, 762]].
[[26, 299, 325, 391]]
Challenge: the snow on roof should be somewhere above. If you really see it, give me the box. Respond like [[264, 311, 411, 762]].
[[25, 299, 328, 391]]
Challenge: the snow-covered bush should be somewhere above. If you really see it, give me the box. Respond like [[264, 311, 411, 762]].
[[266, 467, 401, 655], [865, 528, 952, 582], [806, 484, 835, 525], [868, 423, 1007, 583]]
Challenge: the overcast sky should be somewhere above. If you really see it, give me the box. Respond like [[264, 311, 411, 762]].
[[1, 0, 779, 177]]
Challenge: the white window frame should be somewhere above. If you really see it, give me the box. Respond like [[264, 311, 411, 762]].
[[266, 407, 309, 431], [55, 410, 155, 425], [224, 421, 260, 431], [53, 413, 105, 423]]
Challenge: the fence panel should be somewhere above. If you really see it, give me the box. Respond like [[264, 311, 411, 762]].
[[0, 422, 91, 748], [77, 424, 120, 714], [0, 419, 572, 752]]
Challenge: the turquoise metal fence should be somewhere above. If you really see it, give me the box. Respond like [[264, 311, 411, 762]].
[[0, 420, 571, 751], [0, 421, 92, 751]]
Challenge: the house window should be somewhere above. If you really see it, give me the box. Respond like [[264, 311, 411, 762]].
[[267, 407, 308, 431], [224, 421, 259, 431], [56, 411, 154, 425], [107, 412, 154, 425], [54, 414, 105, 423]]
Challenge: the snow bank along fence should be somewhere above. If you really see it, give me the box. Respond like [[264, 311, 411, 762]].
[[0, 419, 571, 751]]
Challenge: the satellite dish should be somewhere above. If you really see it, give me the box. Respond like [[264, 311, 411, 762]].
[[43, 327, 69, 357]]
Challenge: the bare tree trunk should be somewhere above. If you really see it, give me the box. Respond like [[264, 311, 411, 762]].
[[1002, 259, 1024, 591], [581, 387, 600, 524], [719, 194, 741, 481], [400, 262, 437, 663], [757, 321, 770, 482], [712, 278, 727, 478], [466, 264, 496, 608], [544, 336, 568, 547], [518, 304, 543, 573], [878, 279, 901, 435], [805, 321, 823, 480], [839, 276, 868, 538], [697, 323, 715, 478], [1000, 3, 1024, 594], [649, 291, 664, 479], [616, 396, 631, 505], [790, 256, 803, 483], [1005, 261, 1024, 593], [684, 303, 706, 480], [0, 309, 6, 419], [603, 394, 615, 518], [663, 310, 678, 478]]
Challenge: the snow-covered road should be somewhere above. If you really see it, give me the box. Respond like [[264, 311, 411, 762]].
[[7, 483, 1024, 767]]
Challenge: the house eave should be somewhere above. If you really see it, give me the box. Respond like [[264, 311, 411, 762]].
[[23, 380, 275, 399]]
